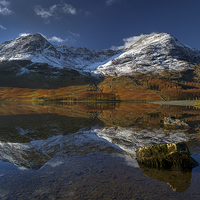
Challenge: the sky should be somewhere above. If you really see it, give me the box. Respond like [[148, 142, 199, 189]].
[[0, 0, 200, 50]]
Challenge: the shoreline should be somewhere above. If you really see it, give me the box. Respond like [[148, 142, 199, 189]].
[[150, 100, 200, 106]]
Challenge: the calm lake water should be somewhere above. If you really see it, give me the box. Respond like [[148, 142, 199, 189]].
[[0, 101, 200, 199]]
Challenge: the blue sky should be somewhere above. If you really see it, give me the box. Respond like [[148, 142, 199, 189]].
[[0, 0, 200, 50]]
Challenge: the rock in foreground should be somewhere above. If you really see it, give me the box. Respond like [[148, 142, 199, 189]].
[[136, 142, 198, 168]]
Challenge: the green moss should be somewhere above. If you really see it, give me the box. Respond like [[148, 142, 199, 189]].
[[136, 142, 193, 168]]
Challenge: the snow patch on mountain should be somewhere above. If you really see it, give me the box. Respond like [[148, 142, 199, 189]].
[[54, 45, 121, 72]]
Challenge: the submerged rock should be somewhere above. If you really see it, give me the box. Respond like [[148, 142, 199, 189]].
[[136, 142, 198, 168], [164, 117, 190, 129]]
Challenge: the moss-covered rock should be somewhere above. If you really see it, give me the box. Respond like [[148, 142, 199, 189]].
[[136, 142, 197, 168]]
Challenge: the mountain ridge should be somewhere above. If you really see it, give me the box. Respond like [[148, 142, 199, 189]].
[[0, 33, 121, 73], [1, 32, 200, 77]]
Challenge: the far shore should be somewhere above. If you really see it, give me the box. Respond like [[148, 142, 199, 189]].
[[150, 100, 200, 106]]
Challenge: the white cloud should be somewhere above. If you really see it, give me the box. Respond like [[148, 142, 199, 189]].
[[63, 3, 76, 15], [0, 0, 12, 15], [28, 32, 80, 44], [48, 35, 79, 44], [111, 32, 156, 49], [67, 36, 77, 44], [0, 24, 6, 30], [19, 33, 31, 37], [34, 5, 54, 24], [106, 0, 117, 5], [79, 9, 91, 17], [18, 32, 69, 44], [85, 11, 91, 17], [48, 36, 68, 43], [34, 3, 77, 23], [49, 4, 58, 13], [68, 31, 80, 38]]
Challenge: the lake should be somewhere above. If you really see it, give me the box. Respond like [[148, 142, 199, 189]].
[[0, 101, 200, 199]]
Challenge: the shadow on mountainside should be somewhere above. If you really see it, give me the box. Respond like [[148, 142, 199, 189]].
[[0, 60, 99, 89]]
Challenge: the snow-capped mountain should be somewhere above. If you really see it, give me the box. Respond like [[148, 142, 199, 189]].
[[0, 33, 120, 74], [0, 33, 63, 65], [0, 32, 200, 76], [94, 33, 200, 75]]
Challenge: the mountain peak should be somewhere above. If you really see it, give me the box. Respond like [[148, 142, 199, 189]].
[[19, 33, 45, 40], [128, 32, 173, 50], [94, 32, 200, 76], [0, 32, 60, 63], [18, 33, 50, 48]]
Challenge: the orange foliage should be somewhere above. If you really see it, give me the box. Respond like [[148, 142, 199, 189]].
[[98, 76, 162, 101], [143, 79, 200, 100], [147, 79, 182, 91], [2, 76, 200, 101], [78, 91, 116, 101]]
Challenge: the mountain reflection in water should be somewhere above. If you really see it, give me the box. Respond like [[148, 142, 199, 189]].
[[0, 101, 200, 199]]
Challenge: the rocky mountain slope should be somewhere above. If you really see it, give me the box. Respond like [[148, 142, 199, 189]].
[[0, 32, 200, 77], [95, 33, 200, 76], [0, 33, 120, 75]]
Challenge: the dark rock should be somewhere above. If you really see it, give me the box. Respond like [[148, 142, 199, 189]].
[[136, 142, 198, 168]]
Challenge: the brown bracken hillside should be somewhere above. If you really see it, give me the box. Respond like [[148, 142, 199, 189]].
[[1, 67, 200, 102]]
